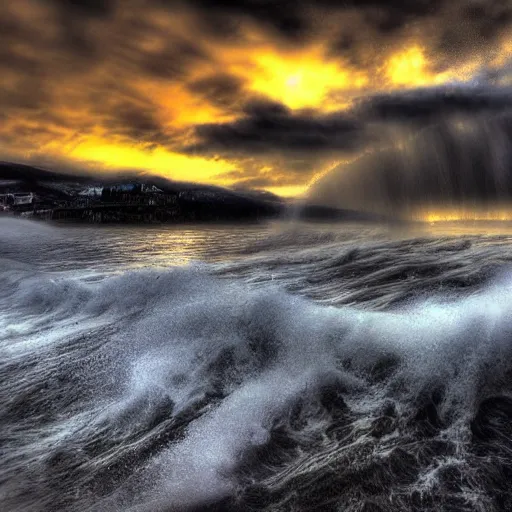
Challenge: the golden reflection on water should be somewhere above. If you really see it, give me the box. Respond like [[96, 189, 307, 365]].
[[411, 206, 512, 237], [420, 221, 512, 237], [415, 206, 512, 224], [79, 220, 512, 277], [425, 213, 512, 223], [115, 225, 265, 269]]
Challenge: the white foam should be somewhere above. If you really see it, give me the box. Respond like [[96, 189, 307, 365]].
[[4, 220, 512, 509]]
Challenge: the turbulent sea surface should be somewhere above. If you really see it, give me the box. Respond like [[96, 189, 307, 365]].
[[4, 217, 512, 511]]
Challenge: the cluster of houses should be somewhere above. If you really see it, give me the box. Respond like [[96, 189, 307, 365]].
[[73, 183, 173, 202], [0, 192, 35, 214], [0, 179, 278, 223], [0, 182, 179, 221], [0, 192, 34, 207]]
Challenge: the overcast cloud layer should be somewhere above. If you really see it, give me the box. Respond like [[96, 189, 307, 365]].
[[0, 0, 511, 194]]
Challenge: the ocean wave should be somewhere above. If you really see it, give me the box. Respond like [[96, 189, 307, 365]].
[[3, 254, 512, 511], [217, 232, 512, 309]]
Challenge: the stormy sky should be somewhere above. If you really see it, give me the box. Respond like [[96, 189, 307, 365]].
[[0, 0, 511, 197]]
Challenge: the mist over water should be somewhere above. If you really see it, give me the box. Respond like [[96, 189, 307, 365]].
[[3, 218, 512, 511], [309, 109, 512, 218]]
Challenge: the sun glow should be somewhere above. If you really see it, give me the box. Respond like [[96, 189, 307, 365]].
[[241, 48, 368, 110], [67, 139, 234, 184], [286, 74, 302, 88], [228, 44, 470, 111], [265, 184, 308, 198], [14, 41, 486, 196], [421, 208, 512, 223], [386, 46, 455, 87]]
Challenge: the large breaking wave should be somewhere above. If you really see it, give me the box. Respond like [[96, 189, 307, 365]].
[[3, 220, 512, 511]]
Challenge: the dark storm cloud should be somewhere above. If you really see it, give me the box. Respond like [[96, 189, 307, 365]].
[[462, 1, 512, 39], [0, 0, 510, 191], [0, 80, 50, 111], [102, 102, 164, 142], [112, 13, 212, 80], [359, 87, 512, 123], [0, 0, 211, 151], [309, 111, 512, 215], [0, 2, 103, 82], [184, 0, 509, 42], [480, 58, 512, 85], [345, 0, 442, 34], [167, 0, 512, 95], [47, 1, 117, 63], [86, 13, 211, 81], [0, 10, 51, 95], [189, 100, 366, 156], [1, 0, 509, 117], [141, 42, 209, 80], [175, 0, 312, 40], [0, 2, 209, 87], [434, 1, 512, 69], [0, 14, 45, 73], [0, 9, 51, 112], [187, 74, 246, 110], [189, 87, 512, 161], [183, 0, 443, 38], [50, 0, 117, 18], [308, 89, 512, 214], [178, 0, 506, 64], [85, 80, 185, 148]]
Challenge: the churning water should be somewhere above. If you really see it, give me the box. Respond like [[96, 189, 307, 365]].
[[4, 218, 512, 511]]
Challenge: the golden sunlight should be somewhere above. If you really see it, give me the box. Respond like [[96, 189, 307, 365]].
[[67, 139, 233, 183], [421, 207, 512, 222], [386, 46, 455, 87], [135, 82, 236, 128], [265, 184, 308, 198], [386, 47, 431, 86], [242, 49, 367, 110]]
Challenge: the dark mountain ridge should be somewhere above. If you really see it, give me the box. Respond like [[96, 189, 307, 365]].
[[0, 161, 385, 223]]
